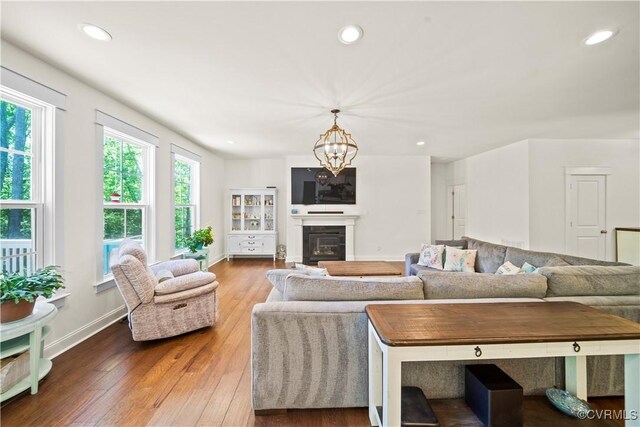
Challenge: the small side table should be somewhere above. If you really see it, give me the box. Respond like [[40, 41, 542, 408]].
[[1, 302, 57, 401], [182, 248, 210, 272]]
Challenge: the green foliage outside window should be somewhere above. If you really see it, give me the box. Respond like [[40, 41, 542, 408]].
[[174, 159, 195, 251]]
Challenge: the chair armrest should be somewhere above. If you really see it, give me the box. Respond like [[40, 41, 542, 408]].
[[151, 259, 199, 277], [405, 252, 420, 276], [154, 271, 217, 295]]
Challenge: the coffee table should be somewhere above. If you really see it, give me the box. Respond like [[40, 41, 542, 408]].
[[317, 261, 402, 276], [366, 302, 640, 427]]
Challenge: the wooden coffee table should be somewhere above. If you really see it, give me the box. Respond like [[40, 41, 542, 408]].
[[366, 302, 640, 427], [317, 261, 402, 276]]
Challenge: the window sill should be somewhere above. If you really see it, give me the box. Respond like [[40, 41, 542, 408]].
[[94, 277, 116, 293], [45, 292, 70, 309]]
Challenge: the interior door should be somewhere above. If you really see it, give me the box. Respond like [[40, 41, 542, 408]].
[[567, 175, 606, 260], [448, 184, 466, 239]]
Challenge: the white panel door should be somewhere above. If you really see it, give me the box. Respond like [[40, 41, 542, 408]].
[[449, 184, 466, 239], [567, 175, 606, 260]]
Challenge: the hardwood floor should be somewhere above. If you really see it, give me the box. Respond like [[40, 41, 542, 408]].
[[0, 259, 625, 426]]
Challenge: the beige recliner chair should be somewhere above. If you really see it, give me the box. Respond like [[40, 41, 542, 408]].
[[110, 239, 219, 341]]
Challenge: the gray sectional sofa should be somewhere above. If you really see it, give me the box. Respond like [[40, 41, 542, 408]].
[[251, 238, 640, 412]]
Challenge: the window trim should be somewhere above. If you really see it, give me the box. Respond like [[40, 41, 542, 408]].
[[96, 113, 156, 284], [171, 146, 200, 255]]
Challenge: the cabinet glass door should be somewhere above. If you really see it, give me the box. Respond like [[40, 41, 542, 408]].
[[264, 194, 275, 231], [231, 193, 242, 231], [243, 193, 262, 231]]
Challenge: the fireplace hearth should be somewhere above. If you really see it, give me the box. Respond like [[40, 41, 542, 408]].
[[303, 226, 346, 265]]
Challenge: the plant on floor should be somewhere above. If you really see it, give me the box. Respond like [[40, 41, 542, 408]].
[[186, 226, 214, 253]]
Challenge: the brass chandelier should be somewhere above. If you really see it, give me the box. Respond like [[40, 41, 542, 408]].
[[313, 109, 358, 176]]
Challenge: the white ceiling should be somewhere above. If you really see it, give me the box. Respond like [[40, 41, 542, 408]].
[[1, 1, 638, 162]]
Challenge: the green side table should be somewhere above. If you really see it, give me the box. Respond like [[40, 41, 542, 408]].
[[182, 248, 209, 272]]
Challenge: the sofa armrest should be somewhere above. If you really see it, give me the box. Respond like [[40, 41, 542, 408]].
[[154, 271, 217, 295], [151, 259, 199, 277], [405, 252, 420, 276]]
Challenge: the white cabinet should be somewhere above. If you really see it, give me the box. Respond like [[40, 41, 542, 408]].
[[227, 188, 277, 260]]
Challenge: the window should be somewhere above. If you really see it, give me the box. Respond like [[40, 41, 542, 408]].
[[102, 130, 151, 276], [0, 92, 43, 274], [172, 145, 200, 253]]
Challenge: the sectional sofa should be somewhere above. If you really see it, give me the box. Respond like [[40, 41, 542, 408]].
[[251, 238, 639, 412]]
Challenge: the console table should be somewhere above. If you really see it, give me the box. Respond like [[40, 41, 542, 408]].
[[1, 302, 57, 401], [366, 302, 640, 427]]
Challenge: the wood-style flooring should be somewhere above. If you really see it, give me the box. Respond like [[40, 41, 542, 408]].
[[0, 259, 625, 426]]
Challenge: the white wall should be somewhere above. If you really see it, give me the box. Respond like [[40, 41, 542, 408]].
[[445, 141, 530, 248], [1, 40, 226, 357], [285, 155, 431, 261], [224, 158, 287, 245], [528, 139, 640, 259]]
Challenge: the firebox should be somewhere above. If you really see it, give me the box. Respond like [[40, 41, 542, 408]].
[[302, 226, 346, 265]]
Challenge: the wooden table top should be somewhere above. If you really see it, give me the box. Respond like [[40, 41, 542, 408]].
[[366, 302, 640, 347], [317, 261, 402, 276]]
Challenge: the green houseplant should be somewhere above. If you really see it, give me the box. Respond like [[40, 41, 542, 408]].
[[0, 266, 65, 323], [186, 226, 214, 253]]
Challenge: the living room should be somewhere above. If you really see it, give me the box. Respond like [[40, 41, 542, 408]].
[[1, 1, 639, 426]]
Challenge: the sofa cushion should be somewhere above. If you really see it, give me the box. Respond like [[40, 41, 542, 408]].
[[282, 274, 425, 301], [538, 265, 640, 297], [435, 239, 468, 249], [418, 244, 444, 269], [417, 270, 547, 299], [504, 246, 625, 268], [464, 237, 507, 273]]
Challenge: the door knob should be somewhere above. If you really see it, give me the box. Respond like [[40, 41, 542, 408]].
[[600, 230, 608, 234]]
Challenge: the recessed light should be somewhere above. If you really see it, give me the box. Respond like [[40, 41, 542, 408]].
[[338, 25, 363, 44], [79, 23, 112, 41], [416, 141, 426, 146], [227, 140, 236, 144], [584, 30, 615, 46]]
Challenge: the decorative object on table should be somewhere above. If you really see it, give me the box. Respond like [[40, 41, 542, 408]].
[[0, 350, 30, 393], [0, 266, 65, 323], [312, 109, 358, 176], [186, 226, 214, 253], [545, 388, 591, 418], [109, 192, 121, 202]]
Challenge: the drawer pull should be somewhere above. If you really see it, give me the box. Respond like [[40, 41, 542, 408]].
[[248, 241, 255, 245], [248, 235, 255, 239], [248, 248, 255, 252], [474, 346, 482, 358], [573, 342, 581, 353]]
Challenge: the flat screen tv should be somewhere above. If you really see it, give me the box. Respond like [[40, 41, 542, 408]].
[[291, 167, 356, 205]]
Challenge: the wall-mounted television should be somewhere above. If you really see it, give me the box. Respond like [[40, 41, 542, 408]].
[[291, 167, 356, 205]]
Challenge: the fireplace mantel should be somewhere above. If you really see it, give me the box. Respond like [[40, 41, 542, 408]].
[[288, 213, 359, 263]]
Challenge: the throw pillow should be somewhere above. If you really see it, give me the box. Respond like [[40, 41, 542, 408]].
[[521, 262, 537, 274], [155, 270, 175, 283], [495, 261, 522, 275], [443, 247, 477, 272], [417, 244, 445, 269], [294, 263, 328, 276]]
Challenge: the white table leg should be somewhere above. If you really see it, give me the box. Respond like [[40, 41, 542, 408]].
[[624, 354, 640, 427], [29, 324, 42, 394], [368, 323, 382, 426], [382, 349, 401, 427], [565, 355, 587, 400]]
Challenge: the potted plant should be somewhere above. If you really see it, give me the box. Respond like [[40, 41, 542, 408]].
[[0, 266, 65, 323], [186, 226, 214, 253]]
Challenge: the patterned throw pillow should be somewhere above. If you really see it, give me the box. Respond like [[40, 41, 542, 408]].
[[418, 244, 445, 269], [443, 247, 477, 272], [495, 261, 522, 275], [521, 262, 537, 273], [295, 263, 328, 276]]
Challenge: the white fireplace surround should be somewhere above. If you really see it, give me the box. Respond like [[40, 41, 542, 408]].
[[289, 213, 359, 263]]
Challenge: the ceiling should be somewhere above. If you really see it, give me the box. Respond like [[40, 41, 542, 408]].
[[1, 1, 638, 162]]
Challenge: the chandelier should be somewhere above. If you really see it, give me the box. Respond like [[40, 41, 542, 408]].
[[312, 109, 358, 176]]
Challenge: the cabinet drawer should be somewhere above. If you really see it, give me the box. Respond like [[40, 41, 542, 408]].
[[240, 247, 263, 254]]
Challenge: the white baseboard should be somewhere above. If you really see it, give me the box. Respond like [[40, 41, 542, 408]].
[[45, 305, 127, 359], [208, 253, 226, 267]]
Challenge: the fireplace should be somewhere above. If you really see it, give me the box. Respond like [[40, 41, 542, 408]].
[[303, 226, 346, 265]]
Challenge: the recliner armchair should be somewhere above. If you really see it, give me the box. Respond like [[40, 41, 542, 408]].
[[110, 239, 219, 341]]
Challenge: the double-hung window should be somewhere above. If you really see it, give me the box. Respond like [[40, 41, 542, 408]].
[[172, 145, 200, 253], [97, 111, 156, 280], [0, 70, 64, 275]]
